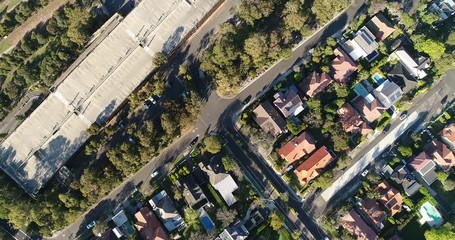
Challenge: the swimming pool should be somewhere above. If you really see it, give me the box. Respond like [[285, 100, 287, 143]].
[[372, 72, 385, 85], [419, 201, 444, 227], [200, 213, 215, 232], [354, 83, 369, 97]]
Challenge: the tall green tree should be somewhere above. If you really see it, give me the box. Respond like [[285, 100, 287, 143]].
[[235, 0, 275, 25], [414, 39, 446, 59], [424, 226, 455, 240], [204, 135, 222, 154]]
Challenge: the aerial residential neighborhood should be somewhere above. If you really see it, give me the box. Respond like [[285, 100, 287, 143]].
[[0, 0, 454, 240]]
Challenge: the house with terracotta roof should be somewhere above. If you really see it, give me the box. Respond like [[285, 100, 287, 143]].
[[253, 101, 287, 137], [337, 102, 372, 135], [366, 12, 396, 41], [375, 181, 403, 216], [427, 139, 455, 172], [278, 132, 316, 164], [298, 71, 333, 97], [330, 47, 358, 84], [353, 94, 386, 123], [294, 146, 334, 185], [441, 123, 455, 149], [340, 209, 378, 240], [410, 152, 437, 185], [273, 87, 305, 118], [358, 198, 386, 232], [134, 207, 169, 240]]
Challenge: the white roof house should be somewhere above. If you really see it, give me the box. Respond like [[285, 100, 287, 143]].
[[0, 0, 221, 196], [149, 190, 186, 232], [392, 49, 428, 79], [373, 80, 403, 109], [199, 162, 239, 206], [341, 26, 378, 61], [429, 0, 455, 20]]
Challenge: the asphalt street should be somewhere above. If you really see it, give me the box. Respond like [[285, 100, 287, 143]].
[[46, 0, 370, 239], [46, 1, 240, 239], [316, 71, 455, 214]]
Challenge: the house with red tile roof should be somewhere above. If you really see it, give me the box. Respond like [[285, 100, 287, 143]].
[[330, 48, 358, 84], [134, 207, 169, 240], [366, 12, 396, 41], [359, 198, 386, 232], [337, 102, 371, 135], [353, 94, 386, 123], [294, 146, 334, 185], [278, 132, 316, 164], [340, 209, 378, 240], [253, 101, 287, 137], [441, 123, 455, 149], [375, 181, 403, 216], [410, 152, 437, 185], [298, 71, 333, 97], [427, 139, 455, 172]]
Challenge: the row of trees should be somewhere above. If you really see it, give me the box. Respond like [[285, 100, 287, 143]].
[[0, 0, 49, 38], [0, 1, 96, 121], [200, 0, 350, 96]]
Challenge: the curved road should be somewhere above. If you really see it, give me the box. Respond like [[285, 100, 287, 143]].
[[48, 0, 367, 239]]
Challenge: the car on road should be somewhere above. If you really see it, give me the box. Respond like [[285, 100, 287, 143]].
[[189, 135, 199, 147], [148, 96, 157, 104], [86, 221, 96, 229], [399, 111, 407, 120], [383, 124, 391, 133], [151, 170, 159, 178], [361, 169, 369, 177]]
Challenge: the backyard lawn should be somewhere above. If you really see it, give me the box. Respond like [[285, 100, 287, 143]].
[[400, 215, 428, 240]]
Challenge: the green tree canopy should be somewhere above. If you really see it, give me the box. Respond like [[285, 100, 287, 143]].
[[204, 135, 222, 154], [235, 0, 275, 25], [397, 146, 413, 158], [420, 12, 439, 25], [447, 31, 455, 46], [283, 0, 308, 33], [424, 226, 455, 240], [269, 211, 284, 231], [414, 39, 446, 59]]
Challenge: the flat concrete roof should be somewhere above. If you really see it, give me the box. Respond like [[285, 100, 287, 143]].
[[0, 0, 220, 195]]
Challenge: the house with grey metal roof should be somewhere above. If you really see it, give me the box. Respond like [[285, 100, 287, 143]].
[[410, 152, 437, 185], [373, 80, 403, 109], [390, 165, 420, 196], [341, 26, 379, 61]]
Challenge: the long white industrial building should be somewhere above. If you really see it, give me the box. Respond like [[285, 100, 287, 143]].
[[0, 0, 220, 195]]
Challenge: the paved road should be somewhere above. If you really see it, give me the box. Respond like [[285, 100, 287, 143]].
[[222, 128, 324, 240], [47, 0, 369, 238], [317, 71, 455, 211], [47, 1, 239, 239]]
